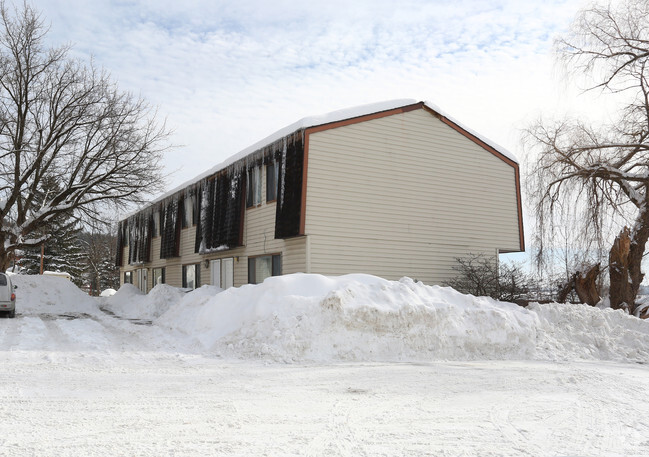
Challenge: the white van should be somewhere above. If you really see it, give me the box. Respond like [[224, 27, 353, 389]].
[[0, 273, 17, 318]]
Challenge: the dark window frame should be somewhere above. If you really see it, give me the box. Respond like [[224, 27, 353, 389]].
[[182, 263, 201, 289], [266, 161, 278, 202], [182, 196, 193, 229], [246, 166, 262, 208], [152, 267, 165, 287], [248, 254, 282, 284], [152, 211, 160, 238]]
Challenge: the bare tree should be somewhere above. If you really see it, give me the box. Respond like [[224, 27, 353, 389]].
[[0, 2, 169, 270], [79, 229, 119, 295], [444, 254, 530, 303], [526, 0, 649, 315]]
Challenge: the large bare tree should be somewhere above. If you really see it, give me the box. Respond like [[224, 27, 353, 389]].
[[527, 0, 649, 315], [0, 2, 168, 270]]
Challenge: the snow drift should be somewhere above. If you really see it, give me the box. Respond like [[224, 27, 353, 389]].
[[103, 283, 187, 320], [121, 273, 649, 363], [155, 274, 538, 362], [12, 272, 649, 363], [10, 273, 98, 315]]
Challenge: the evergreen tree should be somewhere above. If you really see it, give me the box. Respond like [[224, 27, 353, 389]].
[[17, 176, 86, 286]]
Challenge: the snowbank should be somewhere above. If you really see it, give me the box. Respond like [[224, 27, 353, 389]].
[[152, 273, 649, 363], [102, 283, 188, 320], [531, 302, 649, 361], [12, 272, 649, 364], [11, 274, 98, 315]]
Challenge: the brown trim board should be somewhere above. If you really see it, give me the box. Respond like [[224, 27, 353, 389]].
[[300, 132, 309, 235], [422, 105, 525, 253], [306, 102, 424, 135]]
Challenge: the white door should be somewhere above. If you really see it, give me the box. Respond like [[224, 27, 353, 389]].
[[137, 268, 147, 293], [221, 258, 234, 289], [210, 260, 221, 288]]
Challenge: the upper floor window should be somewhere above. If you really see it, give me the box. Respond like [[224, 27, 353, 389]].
[[182, 196, 193, 228], [266, 160, 278, 202], [152, 212, 160, 237], [246, 166, 262, 208]]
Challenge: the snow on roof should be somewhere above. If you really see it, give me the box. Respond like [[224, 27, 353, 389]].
[[423, 99, 518, 164], [135, 98, 518, 214]]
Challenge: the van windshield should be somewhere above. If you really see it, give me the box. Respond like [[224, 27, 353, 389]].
[[0, 274, 7, 286]]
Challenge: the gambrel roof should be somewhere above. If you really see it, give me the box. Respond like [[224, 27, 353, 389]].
[[155, 99, 518, 206]]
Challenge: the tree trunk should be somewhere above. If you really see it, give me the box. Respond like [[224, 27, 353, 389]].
[[0, 234, 11, 272], [574, 264, 601, 306], [609, 221, 649, 314], [557, 264, 601, 305], [557, 277, 574, 303]]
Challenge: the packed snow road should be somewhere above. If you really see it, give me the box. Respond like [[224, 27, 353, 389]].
[[0, 274, 648, 456]]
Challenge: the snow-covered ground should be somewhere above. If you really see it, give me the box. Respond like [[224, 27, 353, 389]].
[[1, 273, 649, 456]]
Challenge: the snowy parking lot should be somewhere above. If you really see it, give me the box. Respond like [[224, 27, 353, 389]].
[[1, 274, 648, 456]]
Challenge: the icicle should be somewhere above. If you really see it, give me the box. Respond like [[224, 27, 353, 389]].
[[280, 136, 287, 209]]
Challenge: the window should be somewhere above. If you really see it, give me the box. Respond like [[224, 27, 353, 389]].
[[124, 271, 133, 284], [152, 212, 160, 237], [246, 166, 262, 207], [182, 263, 200, 289], [152, 267, 165, 287], [266, 161, 278, 202], [248, 254, 281, 284], [182, 196, 193, 228], [267, 161, 279, 201]]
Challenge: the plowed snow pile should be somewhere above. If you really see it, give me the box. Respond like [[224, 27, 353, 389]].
[[10, 273, 98, 315], [103, 273, 649, 363], [104, 283, 188, 319]]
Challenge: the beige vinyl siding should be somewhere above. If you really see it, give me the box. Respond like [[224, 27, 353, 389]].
[[237, 170, 307, 283], [304, 108, 521, 285], [120, 162, 308, 289]]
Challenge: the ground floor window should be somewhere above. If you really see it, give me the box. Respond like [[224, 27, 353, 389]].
[[153, 267, 165, 287], [124, 271, 133, 284], [182, 263, 200, 289], [248, 254, 281, 284]]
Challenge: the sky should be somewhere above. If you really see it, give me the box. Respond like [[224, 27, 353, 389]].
[[28, 0, 602, 264], [30, 0, 592, 188]]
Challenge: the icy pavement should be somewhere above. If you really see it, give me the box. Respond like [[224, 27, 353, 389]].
[[0, 274, 648, 456], [0, 353, 647, 456]]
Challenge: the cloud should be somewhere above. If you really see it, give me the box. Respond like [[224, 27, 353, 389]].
[[31, 0, 590, 194]]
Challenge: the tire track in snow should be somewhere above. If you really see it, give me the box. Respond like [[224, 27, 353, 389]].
[[305, 397, 368, 457], [0, 317, 22, 349], [489, 407, 543, 457], [86, 311, 169, 352], [40, 318, 75, 351]]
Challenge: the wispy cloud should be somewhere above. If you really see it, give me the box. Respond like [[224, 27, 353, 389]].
[[32, 0, 589, 190]]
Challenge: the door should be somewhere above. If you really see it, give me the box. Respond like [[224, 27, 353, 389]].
[[210, 260, 221, 288], [137, 268, 147, 293], [221, 258, 234, 289]]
